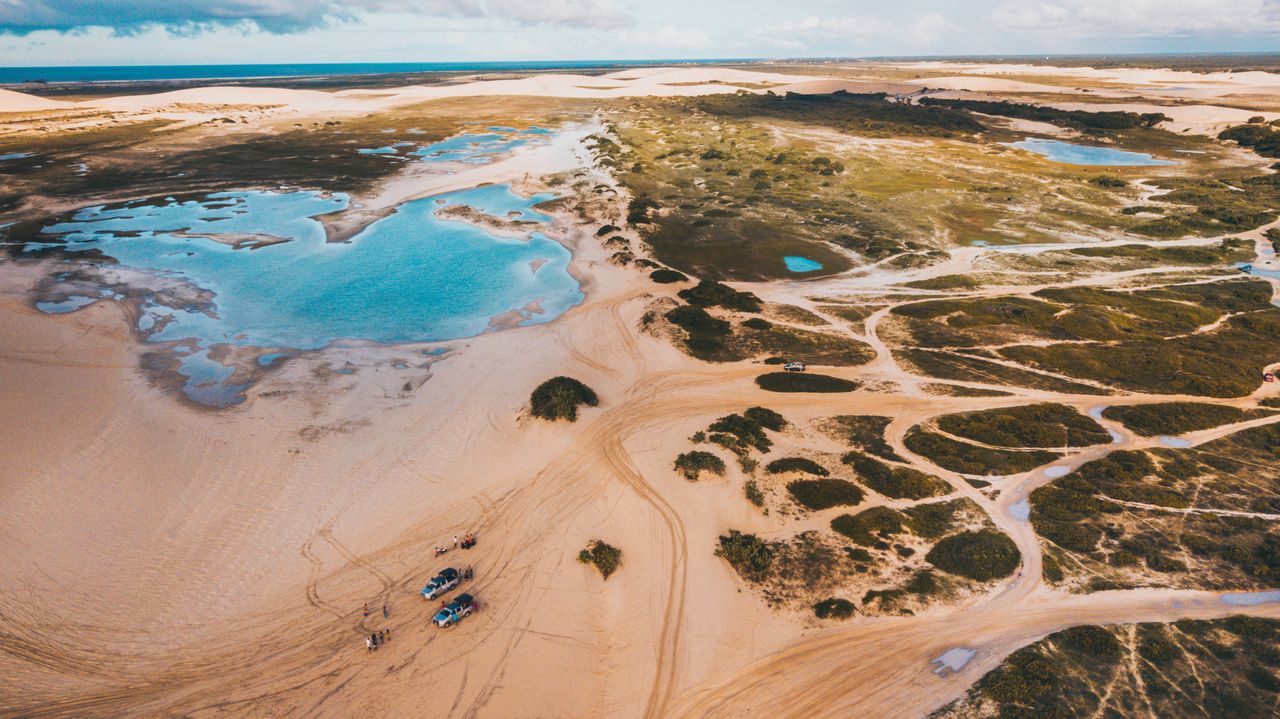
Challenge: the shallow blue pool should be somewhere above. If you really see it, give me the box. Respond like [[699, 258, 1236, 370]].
[[1008, 138, 1177, 167], [31, 184, 583, 404], [784, 255, 824, 273]]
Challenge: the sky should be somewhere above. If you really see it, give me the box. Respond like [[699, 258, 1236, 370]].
[[0, 0, 1278, 67]]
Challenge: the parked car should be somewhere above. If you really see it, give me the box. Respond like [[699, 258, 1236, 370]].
[[420, 567, 460, 600], [433, 593, 478, 627], [783, 361, 807, 373]]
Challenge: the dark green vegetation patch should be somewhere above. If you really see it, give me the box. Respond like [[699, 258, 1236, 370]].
[[935, 403, 1111, 448], [697, 91, 983, 139], [530, 376, 599, 421], [786, 479, 864, 511], [703, 407, 785, 457], [831, 506, 907, 546], [677, 280, 762, 312], [925, 530, 1021, 581], [842, 451, 950, 500], [674, 451, 726, 481], [1102, 402, 1273, 437], [922, 97, 1168, 132], [1030, 424, 1280, 591], [904, 429, 1058, 476], [649, 268, 689, 284], [937, 618, 1280, 719], [766, 457, 830, 476], [822, 415, 903, 461], [756, 372, 859, 393], [717, 530, 773, 581], [577, 539, 622, 579], [813, 597, 856, 620]]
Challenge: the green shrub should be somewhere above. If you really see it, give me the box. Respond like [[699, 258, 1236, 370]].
[[824, 415, 902, 461], [1102, 402, 1271, 436], [904, 499, 969, 539], [666, 305, 730, 335], [708, 412, 775, 454], [678, 280, 762, 312], [1091, 175, 1127, 188], [578, 539, 622, 579], [926, 530, 1021, 581], [756, 372, 859, 393], [831, 506, 907, 545], [744, 406, 786, 431], [741, 317, 772, 330], [905, 429, 1057, 475], [744, 479, 764, 507], [766, 457, 829, 476], [813, 597, 856, 619], [1055, 625, 1122, 658], [649, 268, 689, 284], [936, 403, 1111, 448], [787, 479, 864, 510], [530, 376, 599, 421], [674, 451, 726, 480], [842, 451, 950, 499], [717, 530, 773, 581]]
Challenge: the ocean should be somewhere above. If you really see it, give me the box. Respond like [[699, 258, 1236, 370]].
[[0, 59, 755, 85]]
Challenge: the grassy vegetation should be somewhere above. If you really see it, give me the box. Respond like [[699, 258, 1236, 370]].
[[766, 457, 830, 476], [1220, 123, 1280, 158], [813, 597, 856, 620], [1030, 426, 1280, 591], [702, 407, 785, 458], [744, 479, 765, 507], [922, 98, 1168, 133], [831, 506, 907, 546], [664, 303, 873, 365], [696, 91, 984, 138], [925, 530, 1021, 581], [821, 415, 904, 461], [935, 403, 1111, 448], [530, 376, 599, 421], [577, 540, 622, 579], [786, 479, 865, 511], [674, 451, 726, 481], [717, 530, 773, 581], [842, 451, 951, 500], [904, 429, 1059, 475], [938, 618, 1280, 719], [678, 280, 763, 312], [1102, 402, 1273, 436], [756, 372, 859, 393], [649, 268, 689, 283], [904, 499, 981, 539]]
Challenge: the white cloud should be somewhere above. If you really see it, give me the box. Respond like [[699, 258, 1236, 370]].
[[991, 0, 1280, 36], [0, 0, 633, 35], [749, 13, 950, 52], [618, 24, 710, 49]]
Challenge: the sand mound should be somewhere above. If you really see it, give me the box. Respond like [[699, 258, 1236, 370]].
[[88, 85, 364, 113], [0, 88, 72, 112], [773, 79, 919, 96]]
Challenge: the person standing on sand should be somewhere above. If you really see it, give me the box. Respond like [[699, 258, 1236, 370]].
[[452, 535, 458, 548], [366, 637, 373, 652], [363, 603, 368, 617], [383, 602, 388, 619]]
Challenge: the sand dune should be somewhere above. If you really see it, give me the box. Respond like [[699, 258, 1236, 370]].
[[0, 88, 73, 112]]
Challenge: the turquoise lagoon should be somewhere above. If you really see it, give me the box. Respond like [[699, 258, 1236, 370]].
[[30, 183, 583, 404], [1008, 138, 1177, 167], [359, 126, 552, 163]]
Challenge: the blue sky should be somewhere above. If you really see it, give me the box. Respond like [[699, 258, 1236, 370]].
[[1, 0, 1277, 66]]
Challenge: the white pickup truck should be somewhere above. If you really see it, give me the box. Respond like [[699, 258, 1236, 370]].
[[420, 568, 460, 600], [433, 593, 478, 627]]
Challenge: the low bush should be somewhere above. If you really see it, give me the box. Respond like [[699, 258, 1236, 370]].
[[741, 317, 772, 330], [1091, 175, 1127, 188], [756, 372, 859, 393], [813, 597, 856, 619], [666, 305, 730, 336], [904, 429, 1058, 475], [842, 451, 950, 499], [831, 506, 907, 545], [649, 268, 689, 284], [787, 479, 864, 511], [1102, 402, 1271, 436], [674, 451, 726, 480], [744, 406, 787, 431], [530, 376, 599, 421], [678, 280, 762, 312], [717, 530, 773, 581], [936, 403, 1111, 448], [766, 457, 829, 476], [744, 479, 764, 507], [925, 530, 1021, 581], [578, 539, 622, 579]]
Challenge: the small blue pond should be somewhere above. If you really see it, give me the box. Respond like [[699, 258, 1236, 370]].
[[784, 255, 823, 273], [29, 183, 583, 405], [1008, 139, 1177, 167]]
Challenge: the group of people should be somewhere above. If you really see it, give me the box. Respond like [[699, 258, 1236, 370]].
[[435, 532, 478, 556], [366, 628, 391, 652]]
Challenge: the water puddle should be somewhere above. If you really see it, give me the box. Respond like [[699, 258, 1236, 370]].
[[1222, 590, 1280, 606], [1007, 138, 1178, 167], [1009, 499, 1030, 521], [358, 126, 553, 164], [1044, 466, 1072, 478], [784, 255, 823, 273], [1158, 436, 1193, 448], [932, 647, 977, 676]]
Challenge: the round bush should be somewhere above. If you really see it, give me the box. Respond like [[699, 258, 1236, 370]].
[[530, 376, 599, 422], [925, 530, 1021, 581]]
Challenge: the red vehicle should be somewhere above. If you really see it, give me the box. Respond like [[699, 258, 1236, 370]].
[[1264, 372, 1276, 383]]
